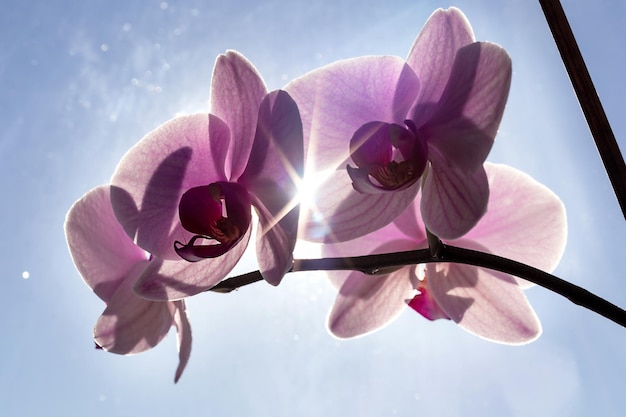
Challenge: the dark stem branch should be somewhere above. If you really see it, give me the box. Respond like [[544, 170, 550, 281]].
[[539, 0, 626, 219], [209, 244, 626, 328]]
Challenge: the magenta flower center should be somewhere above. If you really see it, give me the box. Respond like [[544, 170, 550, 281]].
[[174, 182, 252, 262], [347, 120, 428, 192]]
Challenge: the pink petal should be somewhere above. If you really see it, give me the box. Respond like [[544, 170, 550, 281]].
[[209, 50, 267, 179], [328, 266, 416, 339], [94, 268, 176, 354], [464, 163, 567, 286], [421, 42, 512, 172], [302, 169, 420, 242], [285, 56, 421, 242], [420, 153, 489, 239], [391, 199, 428, 243], [427, 242, 541, 344], [238, 90, 304, 285], [132, 223, 252, 300], [285, 56, 419, 170], [110, 113, 230, 260], [173, 300, 192, 383], [406, 7, 474, 117], [65, 185, 147, 301]]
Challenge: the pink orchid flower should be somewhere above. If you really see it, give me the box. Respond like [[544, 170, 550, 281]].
[[65, 185, 192, 382], [322, 163, 567, 344], [110, 51, 304, 300], [286, 7, 511, 242]]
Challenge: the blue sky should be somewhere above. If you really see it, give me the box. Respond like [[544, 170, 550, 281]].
[[1, 0, 625, 416]]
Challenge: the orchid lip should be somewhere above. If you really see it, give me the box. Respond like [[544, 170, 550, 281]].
[[347, 120, 428, 192], [174, 181, 252, 262]]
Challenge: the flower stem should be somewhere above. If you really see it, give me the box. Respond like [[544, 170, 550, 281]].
[[209, 244, 626, 328], [539, 0, 626, 219]]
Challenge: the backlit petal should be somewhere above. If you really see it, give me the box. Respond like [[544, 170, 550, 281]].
[[173, 300, 192, 383], [94, 269, 175, 354], [238, 90, 304, 285], [133, 223, 252, 300], [327, 266, 416, 339], [209, 50, 267, 179], [427, 250, 541, 344], [464, 163, 567, 286], [421, 42, 511, 172], [420, 154, 489, 239], [65, 185, 147, 301], [110, 114, 230, 260], [302, 169, 419, 242], [406, 7, 474, 114], [285, 56, 419, 170]]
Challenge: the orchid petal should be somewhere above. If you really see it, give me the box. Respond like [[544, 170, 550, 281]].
[[210, 50, 267, 179], [302, 169, 420, 242], [328, 266, 416, 339], [421, 42, 512, 172], [464, 163, 567, 286], [427, 241, 541, 344], [420, 154, 489, 239], [406, 7, 474, 112], [94, 269, 175, 354], [111, 114, 230, 260], [284, 56, 420, 242], [285, 56, 419, 170], [238, 90, 303, 285], [173, 300, 192, 383], [392, 199, 428, 243], [133, 223, 252, 300], [65, 185, 147, 301]]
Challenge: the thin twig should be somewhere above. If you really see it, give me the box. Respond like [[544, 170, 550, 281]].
[[209, 244, 626, 328], [539, 0, 626, 219]]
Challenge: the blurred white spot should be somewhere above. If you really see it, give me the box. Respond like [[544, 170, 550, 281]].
[[98, 394, 106, 402], [281, 73, 288, 81], [30, 59, 39, 66], [100, 43, 109, 52], [160, 1, 168, 10], [191, 9, 199, 16], [147, 84, 162, 93], [122, 23, 132, 32], [22, 271, 30, 279]]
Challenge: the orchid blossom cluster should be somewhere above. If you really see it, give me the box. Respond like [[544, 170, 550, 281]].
[[65, 8, 567, 382]]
